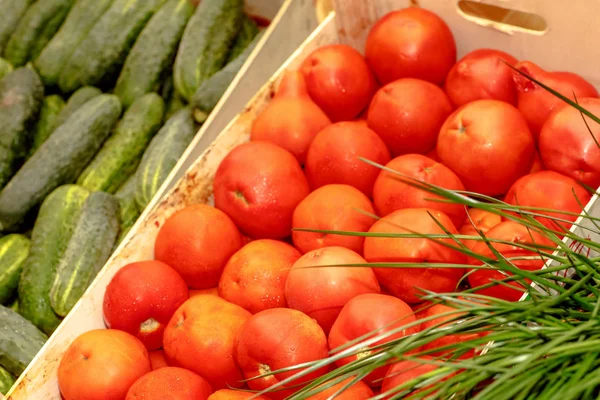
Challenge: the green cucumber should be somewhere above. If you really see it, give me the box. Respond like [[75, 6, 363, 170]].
[[162, 75, 187, 120], [0, 67, 44, 190], [58, 0, 167, 93], [50, 192, 120, 317], [28, 94, 65, 157], [28, 4, 74, 62], [9, 298, 18, 311], [77, 93, 165, 193], [0, 305, 47, 375], [0, 234, 30, 305], [135, 107, 197, 209], [115, 173, 140, 244], [114, 0, 194, 108], [52, 86, 102, 130], [34, 0, 114, 87], [0, 0, 36, 56], [18, 184, 90, 334], [0, 94, 121, 232], [4, 0, 75, 67], [227, 14, 259, 63], [173, 0, 244, 100], [0, 58, 13, 80], [191, 30, 263, 123], [0, 365, 15, 395]]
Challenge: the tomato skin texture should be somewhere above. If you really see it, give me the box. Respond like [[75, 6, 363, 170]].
[[125, 367, 212, 400], [149, 349, 169, 370], [306, 378, 374, 399], [458, 208, 502, 250], [539, 98, 600, 188], [365, 8, 456, 85], [58, 329, 151, 400], [367, 78, 452, 156], [301, 44, 377, 122], [381, 358, 438, 399], [436, 99, 535, 196], [208, 390, 271, 400], [445, 48, 518, 107], [103, 260, 189, 350], [372, 154, 467, 228]]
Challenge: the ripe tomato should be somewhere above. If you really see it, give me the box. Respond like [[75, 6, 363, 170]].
[[304, 120, 391, 197], [300, 44, 377, 121], [381, 358, 438, 399], [458, 208, 502, 250], [103, 260, 189, 350], [125, 367, 212, 400], [539, 98, 600, 188], [292, 184, 376, 254], [190, 287, 219, 297], [163, 295, 251, 389], [365, 8, 456, 85], [363, 208, 466, 304], [148, 349, 169, 370], [234, 308, 329, 399], [58, 329, 151, 400], [367, 78, 452, 156], [372, 154, 467, 228], [504, 171, 592, 234], [444, 48, 518, 107], [250, 71, 331, 164], [530, 151, 545, 174], [154, 204, 242, 289], [436, 99, 535, 196], [213, 141, 310, 239], [285, 246, 380, 333], [513, 61, 599, 139], [306, 378, 374, 399], [208, 390, 270, 400], [328, 293, 418, 386], [218, 239, 300, 313]]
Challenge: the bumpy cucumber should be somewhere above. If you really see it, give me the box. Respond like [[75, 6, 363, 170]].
[[0, 0, 36, 56], [0, 365, 15, 395], [162, 75, 187, 120], [28, 4, 74, 62], [115, 173, 140, 244], [0, 234, 30, 305], [227, 14, 259, 63], [28, 94, 65, 157], [0, 58, 13, 80], [52, 86, 102, 130]]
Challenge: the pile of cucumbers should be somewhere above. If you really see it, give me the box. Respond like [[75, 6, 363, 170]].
[[0, 0, 264, 393]]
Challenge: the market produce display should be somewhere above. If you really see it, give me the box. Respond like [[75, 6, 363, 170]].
[[0, 0, 267, 393]]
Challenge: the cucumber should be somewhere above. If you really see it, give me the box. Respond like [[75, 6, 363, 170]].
[[115, 173, 140, 244], [58, 0, 167, 93], [28, 95, 65, 157], [18, 185, 90, 334], [162, 75, 187, 120], [50, 192, 120, 317], [53, 86, 102, 130], [0, 94, 121, 232], [0, 234, 30, 305], [114, 0, 194, 108], [9, 298, 18, 311], [0, 365, 15, 395], [77, 93, 165, 193], [34, 0, 114, 87], [0, 305, 47, 375], [28, 4, 74, 62], [173, 0, 244, 100], [0, 67, 44, 190], [4, 0, 75, 67], [191, 30, 263, 123], [0, 0, 36, 56], [135, 107, 197, 209], [0, 58, 13, 80], [227, 14, 259, 63]]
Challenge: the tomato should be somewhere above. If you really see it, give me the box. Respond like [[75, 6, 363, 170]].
[[163, 295, 251, 389], [365, 8, 456, 85], [300, 44, 377, 121], [381, 358, 438, 399], [539, 98, 600, 187], [306, 378, 374, 399], [530, 151, 545, 174], [436, 99, 535, 196], [213, 141, 310, 239], [363, 208, 466, 304], [285, 246, 380, 334], [189, 287, 219, 297], [250, 71, 331, 164], [58, 329, 151, 400], [125, 367, 212, 400], [468, 221, 554, 301], [372, 154, 467, 228], [154, 204, 242, 289], [218, 239, 300, 313], [208, 390, 270, 400], [328, 293, 417, 386], [458, 208, 502, 250], [234, 308, 329, 399], [304, 120, 391, 197], [367, 78, 452, 156], [103, 260, 189, 350], [444, 48, 518, 107], [148, 349, 169, 370], [292, 184, 376, 254], [513, 61, 599, 139]]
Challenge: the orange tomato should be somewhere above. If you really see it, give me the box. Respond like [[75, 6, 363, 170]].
[[306, 378, 374, 399], [125, 367, 212, 400], [148, 349, 169, 370], [458, 208, 502, 250], [381, 358, 438, 399], [208, 389, 270, 400]]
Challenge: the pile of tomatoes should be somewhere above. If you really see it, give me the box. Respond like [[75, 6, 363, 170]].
[[57, 6, 599, 400]]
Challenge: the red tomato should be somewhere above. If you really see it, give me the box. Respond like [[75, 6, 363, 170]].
[[458, 208, 502, 250], [445, 48, 518, 107], [540, 98, 600, 188], [530, 151, 545, 174], [148, 350, 169, 370], [300, 44, 377, 121], [328, 293, 417, 387], [306, 378, 374, 399], [103, 260, 189, 350], [381, 358, 438, 399], [365, 8, 456, 85], [363, 208, 466, 304], [208, 390, 270, 400], [125, 367, 212, 400], [513, 61, 599, 139], [58, 329, 151, 400], [436, 99, 535, 196], [367, 78, 452, 156], [372, 154, 467, 228]]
